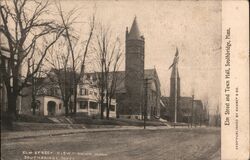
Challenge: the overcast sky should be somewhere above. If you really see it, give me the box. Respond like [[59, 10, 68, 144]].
[[21, 0, 220, 113], [57, 0, 222, 113]]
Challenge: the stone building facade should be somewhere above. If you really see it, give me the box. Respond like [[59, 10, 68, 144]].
[[123, 17, 145, 118], [115, 69, 161, 119], [116, 18, 161, 119]]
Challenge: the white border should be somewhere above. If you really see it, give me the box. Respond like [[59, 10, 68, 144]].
[[221, 1, 249, 159]]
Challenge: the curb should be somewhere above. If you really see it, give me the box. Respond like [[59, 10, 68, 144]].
[[1, 126, 173, 141], [1, 127, 146, 141]]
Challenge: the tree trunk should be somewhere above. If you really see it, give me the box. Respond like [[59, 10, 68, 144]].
[[64, 100, 69, 116], [106, 95, 109, 120], [32, 101, 36, 115], [100, 95, 104, 119], [100, 80, 104, 119], [73, 83, 77, 115], [32, 91, 36, 115], [69, 98, 72, 115], [5, 92, 18, 129]]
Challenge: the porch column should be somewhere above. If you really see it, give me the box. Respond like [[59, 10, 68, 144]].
[[98, 103, 100, 114], [87, 101, 90, 116]]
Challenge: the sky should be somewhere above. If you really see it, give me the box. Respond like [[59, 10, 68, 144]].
[[58, 0, 222, 113], [14, 0, 222, 113]]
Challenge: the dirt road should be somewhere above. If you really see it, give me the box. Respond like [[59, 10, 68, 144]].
[[1, 127, 220, 160]]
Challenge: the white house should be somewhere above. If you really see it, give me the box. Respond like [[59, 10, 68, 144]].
[[76, 81, 117, 118], [21, 72, 117, 118]]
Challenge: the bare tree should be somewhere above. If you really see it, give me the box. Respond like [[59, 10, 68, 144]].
[[30, 60, 45, 115], [215, 104, 220, 127], [56, 2, 95, 115], [106, 50, 123, 119], [203, 99, 209, 126], [0, 0, 64, 127], [44, 38, 73, 116], [93, 24, 123, 119]]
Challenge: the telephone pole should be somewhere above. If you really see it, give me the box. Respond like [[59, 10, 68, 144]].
[[144, 78, 149, 129], [191, 94, 194, 128]]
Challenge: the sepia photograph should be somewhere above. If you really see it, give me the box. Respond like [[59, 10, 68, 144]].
[[2, 0, 242, 159]]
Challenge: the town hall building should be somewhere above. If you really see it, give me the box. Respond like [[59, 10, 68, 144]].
[[115, 17, 161, 119], [161, 50, 205, 124]]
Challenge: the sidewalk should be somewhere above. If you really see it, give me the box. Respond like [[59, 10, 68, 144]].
[[1, 125, 170, 141]]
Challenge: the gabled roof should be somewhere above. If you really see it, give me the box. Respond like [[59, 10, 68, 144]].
[[85, 71, 126, 93], [85, 68, 161, 94], [144, 69, 158, 79], [127, 17, 143, 40]]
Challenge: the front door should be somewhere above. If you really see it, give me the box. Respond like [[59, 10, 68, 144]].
[[47, 101, 56, 116]]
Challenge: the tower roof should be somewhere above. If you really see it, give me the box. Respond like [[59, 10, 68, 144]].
[[170, 66, 180, 79], [127, 17, 143, 40]]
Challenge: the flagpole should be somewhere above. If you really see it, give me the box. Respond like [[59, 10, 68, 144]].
[[169, 48, 179, 125]]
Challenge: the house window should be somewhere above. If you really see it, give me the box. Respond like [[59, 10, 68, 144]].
[[89, 102, 98, 109], [110, 105, 115, 111], [59, 103, 62, 110], [84, 89, 88, 95], [94, 92, 97, 96], [80, 88, 88, 95], [80, 88, 84, 95], [79, 101, 88, 109]]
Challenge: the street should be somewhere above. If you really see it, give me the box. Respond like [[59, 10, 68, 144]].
[[1, 127, 220, 160]]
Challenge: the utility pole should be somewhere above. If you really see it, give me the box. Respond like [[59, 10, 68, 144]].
[[191, 94, 194, 128], [144, 78, 149, 129], [141, 57, 144, 121], [207, 108, 210, 127], [200, 111, 202, 127]]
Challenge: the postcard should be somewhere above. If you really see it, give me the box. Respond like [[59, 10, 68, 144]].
[[1, 0, 249, 159]]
